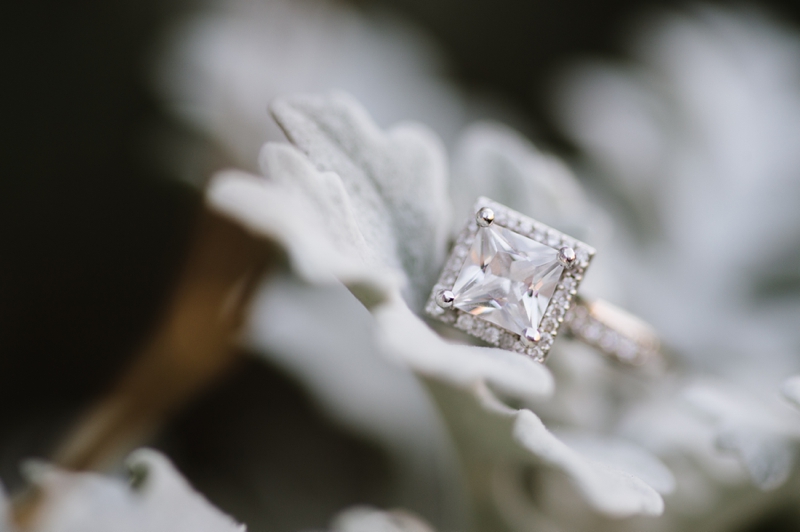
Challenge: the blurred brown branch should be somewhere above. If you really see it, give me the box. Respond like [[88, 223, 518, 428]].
[[12, 206, 275, 528]]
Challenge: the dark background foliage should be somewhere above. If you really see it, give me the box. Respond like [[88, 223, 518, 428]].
[[2, 1, 800, 530]]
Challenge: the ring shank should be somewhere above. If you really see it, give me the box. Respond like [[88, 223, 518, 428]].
[[564, 296, 661, 366]]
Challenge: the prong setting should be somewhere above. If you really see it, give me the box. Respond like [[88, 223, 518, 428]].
[[522, 327, 541, 345], [425, 197, 596, 362], [435, 289, 455, 309], [558, 246, 576, 267], [476, 207, 495, 227]]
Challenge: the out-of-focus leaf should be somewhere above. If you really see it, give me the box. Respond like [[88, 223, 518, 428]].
[[242, 276, 459, 526], [19, 449, 245, 532], [684, 383, 799, 491], [155, 0, 469, 174], [782, 375, 800, 411], [450, 122, 608, 245], [330, 506, 436, 532], [422, 376, 663, 518], [374, 297, 553, 402], [553, 430, 676, 495], [375, 298, 663, 518], [555, 7, 800, 374]]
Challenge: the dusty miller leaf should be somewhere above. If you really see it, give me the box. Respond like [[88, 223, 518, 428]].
[[553, 430, 676, 495], [684, 383, 798, 491], [209, 90, 668, 519], [374, 297, 553, 402], [18, 449, 245, 532], [450, 122, 607, 245], [375, 298, 663, 518], [330, 506, 436, 532], [208, 143, 400, 308], [782, 375, 800, 411], [270, 91, 450, 310]]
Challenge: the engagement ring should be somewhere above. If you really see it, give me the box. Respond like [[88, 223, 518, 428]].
[[425, 198, 661, 366]]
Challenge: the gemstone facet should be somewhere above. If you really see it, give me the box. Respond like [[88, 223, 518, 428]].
[[425, 197, 595, 360], [451, 224, 564, 337]]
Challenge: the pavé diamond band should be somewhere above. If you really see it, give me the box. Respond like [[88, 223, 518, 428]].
[[425, 197, 661, 366]]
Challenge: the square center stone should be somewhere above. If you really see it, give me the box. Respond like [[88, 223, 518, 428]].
[[451, 224, 564, 336]]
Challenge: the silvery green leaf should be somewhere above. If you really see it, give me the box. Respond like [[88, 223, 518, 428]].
[[155, 0, 469, 174], [19, 449, 245, 532], [208, 143, 400, 308], [243, 276, 460, 525], [426, 376, 663, 518], [782, 375, 800, 411], [375, 299, 663, 517], [553, 430, 676, 495], [553, 13, 800, 527], [684, 383, 799, 491], [374, 298, 553, 402], [270, 91, 451, 310], [210, 90, 670, 519], [513, 409, 663, 517], [450, 122, 609, 245], [713, 428, 795, 492], [244, 276, 442, 456], [553, 65, 667, 204], [330, 506, 436, 532], [554, 7, 800, 375]]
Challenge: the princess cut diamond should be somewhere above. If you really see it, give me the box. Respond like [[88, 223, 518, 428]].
[[426, 197, 596, 361], [451, 224, 564, 337]]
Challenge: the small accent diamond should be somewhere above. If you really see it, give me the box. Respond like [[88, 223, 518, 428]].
[[616, 338, 639, 362], [484, 326, 500, 344], [528, 346, 545, 360], [540, 316, 559, 332], [600, 330, 620, 352], [456, 313, 475, 330], [548, 306, 566, 320], [553, 290, 570, 305], [547, 230, 562, 248], [561, 277, 577, 292], [539, 332, 554, 348], [500, 334, 516, 350], [582, 322, 604, 342], [576, 247, 591, 267]]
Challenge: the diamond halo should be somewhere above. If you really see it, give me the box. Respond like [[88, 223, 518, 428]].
[[425, 197, 595, 362]]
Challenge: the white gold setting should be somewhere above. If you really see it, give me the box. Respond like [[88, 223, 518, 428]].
[[425, 197, 595, 362], [476, 207, 495, 227], [426, 197, 662, 365], [435, 289, 455, 309], [565, 297, 661, 366]]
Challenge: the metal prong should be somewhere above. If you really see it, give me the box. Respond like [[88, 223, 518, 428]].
[[558, 246, 576, 267], [522, 327, 541, 344], [476, 207, 495, 227], [435, 290, 455, 309]]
